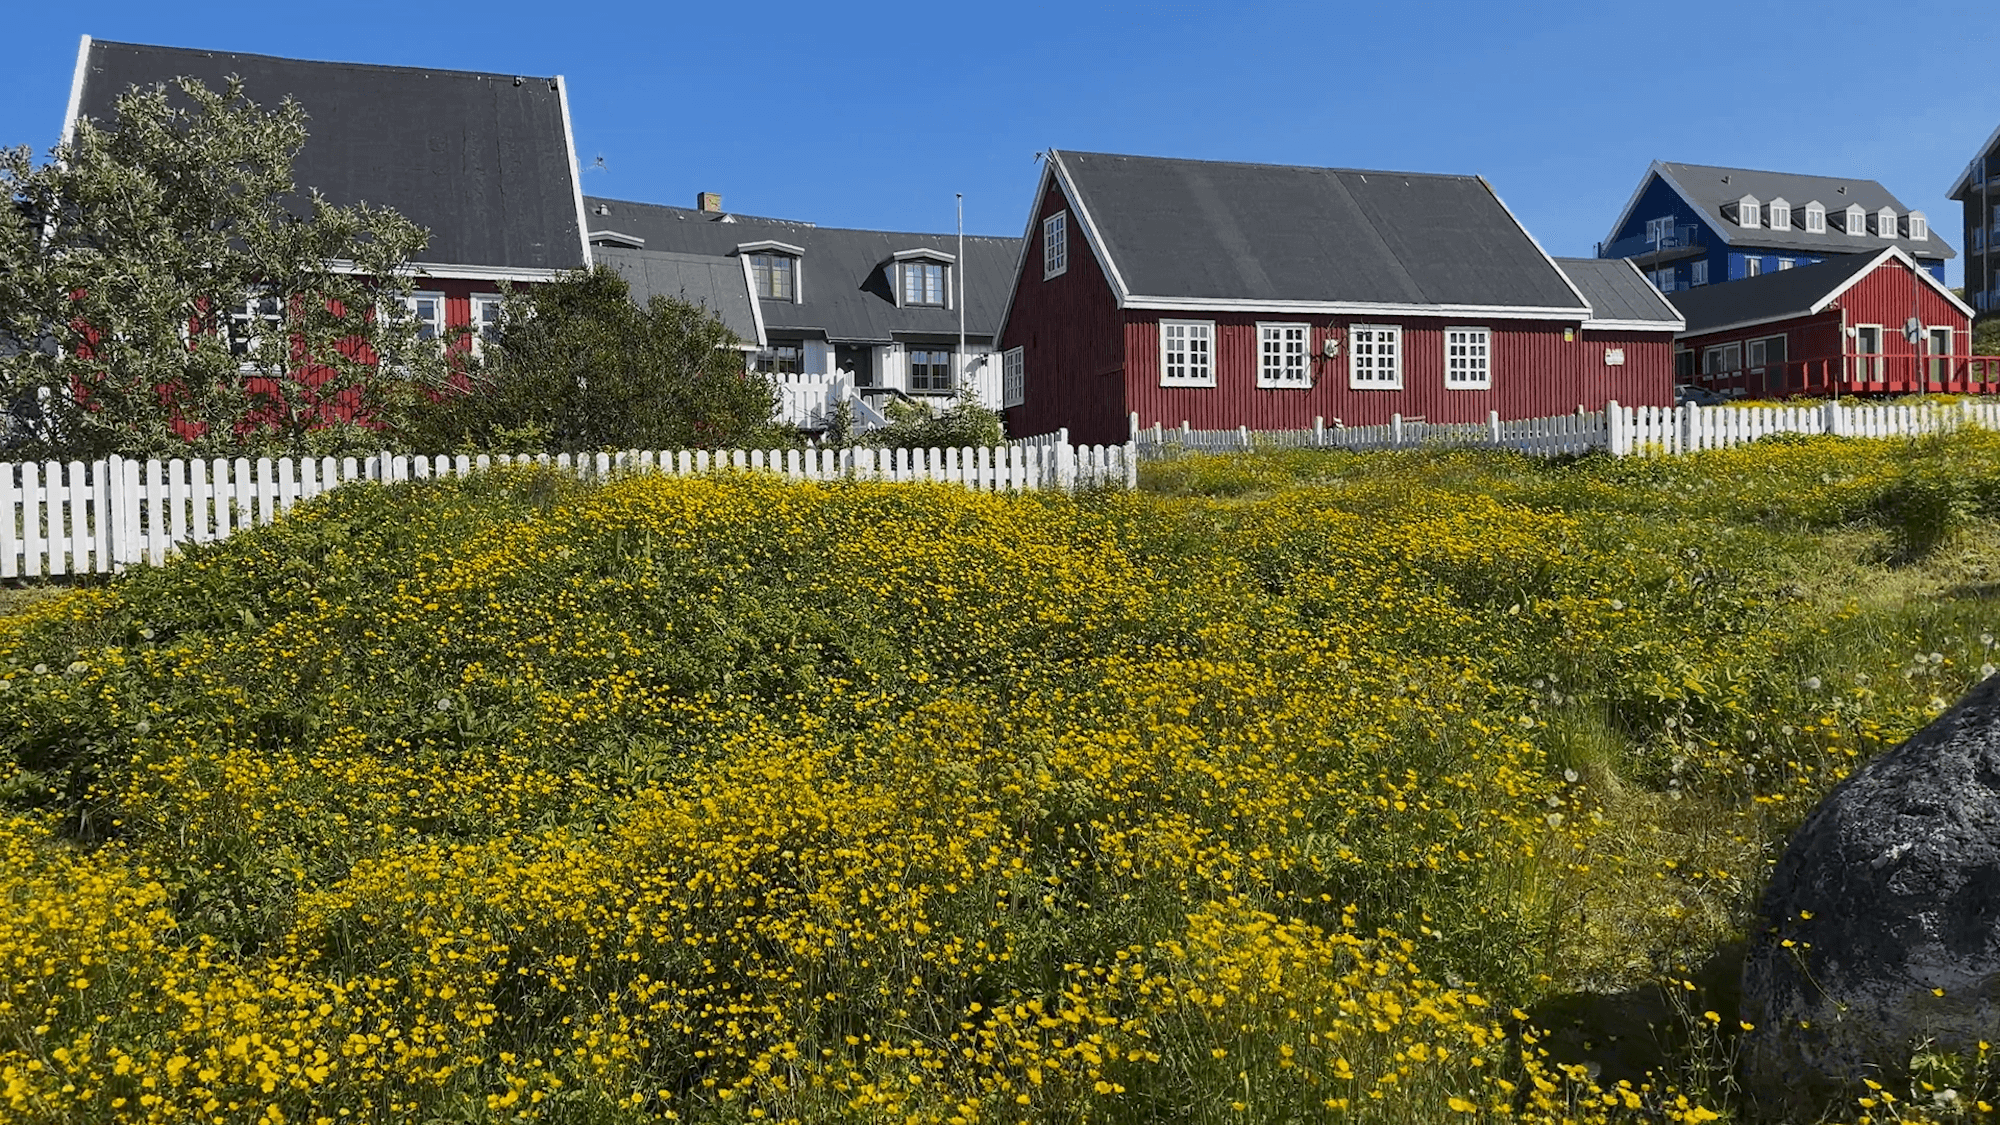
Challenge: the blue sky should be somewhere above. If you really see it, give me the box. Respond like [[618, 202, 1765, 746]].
[[5, 0, 1997, 283]]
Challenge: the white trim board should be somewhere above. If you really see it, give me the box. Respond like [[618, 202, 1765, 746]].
[[738, 254, 768, 349], [555, 75, 592, 270], [1948, 121, 2000, 200], [1807, 246, 1975, 320], [61, 35, 92, 149]]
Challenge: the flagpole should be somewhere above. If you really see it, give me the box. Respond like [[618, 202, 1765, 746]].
[[957, 193, 966, 399]]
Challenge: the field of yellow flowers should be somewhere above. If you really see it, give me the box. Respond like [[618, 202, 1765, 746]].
[[3, 429, 1999, 1124]]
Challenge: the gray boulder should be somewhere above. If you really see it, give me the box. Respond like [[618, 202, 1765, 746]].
[[1740, 671, 2000, 1116]]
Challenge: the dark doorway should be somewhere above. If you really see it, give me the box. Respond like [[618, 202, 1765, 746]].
[[835, 344, 875, 388]]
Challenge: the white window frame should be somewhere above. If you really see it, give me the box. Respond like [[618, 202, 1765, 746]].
[[1650, 268, 1676, 293], [1347, 324, 1403, 390], [1159, 320, 1215, 387], [1777, 258, 1795, 271], [1646, 216, 1674, 245], [1255, 322, 1311, 388], [1443, 327, 1492, 390], [1908, 211, 1928, 241], [1043, 211, 1068, 280], [1855, 324, 1884, 380], [1768, 198, 1791, 231], [1744, 256, 1762, 278], [1737, 195, 1761, 229], [1877, 207, 1898, 237], [1804, 202, 1826, 233], [1002, 346, 1025, 407], [1846, 205, 1868, 235], [1690, 260, 1709, 286], [405, 290, 447, 345], [469, 294, 504, 358], [227, 288, 284, 367], [1701, 342, 1741, 377]]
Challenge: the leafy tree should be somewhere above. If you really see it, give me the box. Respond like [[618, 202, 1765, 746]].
[[0, 76, 449, 460], [405, 265, 781, 453]]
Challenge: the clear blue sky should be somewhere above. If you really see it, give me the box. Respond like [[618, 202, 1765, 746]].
[[5, 0, 1997, 284]]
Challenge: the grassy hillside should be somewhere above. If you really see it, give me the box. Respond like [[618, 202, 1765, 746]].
[[3, 433, 1999, 1124]]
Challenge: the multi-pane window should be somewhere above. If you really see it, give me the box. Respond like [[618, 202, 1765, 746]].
[[1043, 211, 1068, 279], [1645, 216, 1674, 244], [750, 254, 796, 301], [1768, 201, 1791, 230], [754, 344, 804, 375], [1737, 197, 1760, 228], [1847, 206, 1868, 235], [1804, 203, 1826, 233], [1877, 208, 1898, 237], [1255, 323, 1310, 388], [1348, 324, 1401, 389], [908, 348, 952, 392], [1650, 268, 1676, 293], [1444, 327, 1492, 389], [1002, 347, 1025, 407], [228, 291, 283, 360], [1909, 212, 1928, 241], [1744, 256, 1762, 278], [1702, 343, 1741, 377], [1159, 320, 1214, 386], [901, 261, 945, 306], [1690, 260, 1709, 286], [406, 292, 445, 342], [470, 294, 504, 355]]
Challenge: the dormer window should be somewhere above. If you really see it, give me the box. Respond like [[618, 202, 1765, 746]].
[[892, 249, 954, 308], [1877, 207, 1898, 237], [1804, 202, 1826, 233], [1845, 205, 1868, 235], [1908, 211, 1928, 241], [737, 240, 806, 303], [1767, 198, 1790, 231], [1736, 194, 1761, 229], [902, 262, 945, 306]]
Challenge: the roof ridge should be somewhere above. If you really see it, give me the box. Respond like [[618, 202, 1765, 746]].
[[1057, 149, 1482, 183], [90, 38, 557, 85]]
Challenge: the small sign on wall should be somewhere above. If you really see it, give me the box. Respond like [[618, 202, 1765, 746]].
[[1603, 347, 1626, 366]]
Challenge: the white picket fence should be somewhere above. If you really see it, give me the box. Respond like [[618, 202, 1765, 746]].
[[1133, 398, 2000, 460], [0, 440, 1138, 578]]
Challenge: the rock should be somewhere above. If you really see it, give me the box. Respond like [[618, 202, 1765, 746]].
[[1740, 671, 2000, 1116]]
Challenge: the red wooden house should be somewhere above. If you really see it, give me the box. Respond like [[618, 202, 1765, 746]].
[[67, 37, 594, 357], [994, 151, 1683, 445], [1668, 247, 1994, 398]]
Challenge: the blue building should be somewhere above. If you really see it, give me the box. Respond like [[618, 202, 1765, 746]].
[[1946, 123, 2000, 316], [1599, 162, 1951, 296]]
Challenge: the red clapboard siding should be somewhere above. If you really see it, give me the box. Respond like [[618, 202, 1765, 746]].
[[1123, 313, 1672, 433], [1678, 256, 1975, 397], [999, 180, 1128, 445]]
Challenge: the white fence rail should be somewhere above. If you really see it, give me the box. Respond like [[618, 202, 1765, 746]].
[[0, 440, 1138, 578], [1134, 399, 2000, 460]]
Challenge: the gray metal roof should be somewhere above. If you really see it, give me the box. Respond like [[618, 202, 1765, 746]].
[[583, 197, 1018, 344], [1051, 150, 1590, 312], [1653, 161, 1953, 261], [595, 247, 761, 347], [74, 39, 588, 273], [1553, 258, 1684, 329], [1666, 254, 1880, 336]]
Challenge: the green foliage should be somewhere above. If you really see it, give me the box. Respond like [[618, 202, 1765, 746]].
[[403, 266, 782, 453], [861, 394, 1005, 450], [1976, 315, 2000, 357], [0, 76, 448, 460]]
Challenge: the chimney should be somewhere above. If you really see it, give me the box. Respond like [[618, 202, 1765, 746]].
[[697, 192, 723, 214]]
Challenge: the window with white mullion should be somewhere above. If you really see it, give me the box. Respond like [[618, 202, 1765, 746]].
[[1347, 324, 1402, 389], [1043, 211, 1068, 280], [1002, 347, 1025, 407], [1159, 320, 1215, 387], [1444, 327, 1491, 390], [1256, 322, 1310, 388], [228, 289, 284, 364]]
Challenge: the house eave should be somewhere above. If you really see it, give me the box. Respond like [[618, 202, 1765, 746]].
[[1119, 295, 1593, 321]]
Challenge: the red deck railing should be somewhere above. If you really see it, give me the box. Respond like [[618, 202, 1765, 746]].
[[1692, 354, 2000, 399]]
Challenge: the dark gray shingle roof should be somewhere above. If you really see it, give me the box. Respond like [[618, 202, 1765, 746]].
[[583, 197, 1018, 344], [596, 247, 760, 347], [75, 39, 587, 273], [1052, 150, 1589, 312], [1666, 254, 1880, 335], [1654, 161, 1952, 261], [1553, 258, 1684, 328]]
